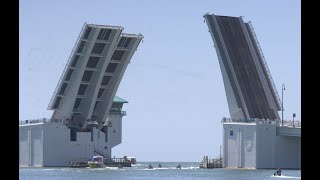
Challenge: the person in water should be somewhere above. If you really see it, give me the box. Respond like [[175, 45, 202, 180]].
[[158, 163, 162, 168], [177, 164, 181, 169], [148, 165, 153, 169], [274, 168, 281, 176]]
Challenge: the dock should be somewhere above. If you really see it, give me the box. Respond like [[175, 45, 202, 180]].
[[69, 157, 132, 168], [199, 156, 222, 168], [104, 157, 132, 167]]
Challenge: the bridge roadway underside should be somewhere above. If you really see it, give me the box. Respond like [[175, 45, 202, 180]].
[[216, 16, 276, 120]]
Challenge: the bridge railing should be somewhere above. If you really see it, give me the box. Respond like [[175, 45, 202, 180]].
[[19, 118, 65, 125], [47, 23, 87, 110], [282, 120, 301, 127], [221, 117, 301, 127], [247, 22, 282, 110], [109, 111, 127, 116], [221, 117, 279, 125]]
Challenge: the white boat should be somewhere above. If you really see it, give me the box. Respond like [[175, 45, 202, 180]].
[[88, 156, 104, 168], [126, 157, 137, 164]]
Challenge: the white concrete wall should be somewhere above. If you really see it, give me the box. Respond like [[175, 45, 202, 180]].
[[93, 128, 107, 153], [42, 124, 97, 166], [19, 127, 29, 166], [19, 124, 44, 166], [223, 123, 256, 168], [91, 115, 122, 157], [223, 122, 301, 169], [31, 127, 43, 166], [275, 136, 301, 169], [240, 125, 256, 168], [256, 124, 276, 168], [277, 127, 301, 136], [68, 131, 94, 163], [19, 115, 123, 167], [42, 123, 70, 166], [108, 115, 122, 148], [227, 125, 238, 167], [223, 124, 239, 168]]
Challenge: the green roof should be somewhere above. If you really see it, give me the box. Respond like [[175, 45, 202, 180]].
[[113, 96, 128, 103]]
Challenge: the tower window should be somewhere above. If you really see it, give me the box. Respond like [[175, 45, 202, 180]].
[[70, 128, 77, 141]]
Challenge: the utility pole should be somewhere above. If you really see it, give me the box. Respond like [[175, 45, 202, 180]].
[[220, 145, 221, 159], [293, 113, 296, 128], [281, 83, 285, 126]]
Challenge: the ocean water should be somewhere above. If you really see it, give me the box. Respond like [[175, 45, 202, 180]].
[[19, 162, 301, 180]]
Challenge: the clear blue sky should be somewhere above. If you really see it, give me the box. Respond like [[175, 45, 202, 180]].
[[19, 0, 301, 162]]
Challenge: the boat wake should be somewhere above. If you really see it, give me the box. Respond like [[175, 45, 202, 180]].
[[271, 175, 301, 179], [131, 164, 143, 167], [181, 166, 199, 170], [41, 169, 59, 171], [139, 168, 157, 171], [84, 167, 107, 171], [105, 167, 125, 170], [139, 166, 199, 171]]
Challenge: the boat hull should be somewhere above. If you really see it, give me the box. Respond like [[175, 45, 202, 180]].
[[88, 162, 104, 168]]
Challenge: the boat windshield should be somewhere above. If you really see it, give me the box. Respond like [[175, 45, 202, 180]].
[[91, 156, 103, 162]]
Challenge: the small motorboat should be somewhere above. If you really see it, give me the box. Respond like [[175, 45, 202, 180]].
[[88, 155, 104, 168], [126, 157, 137, 164]]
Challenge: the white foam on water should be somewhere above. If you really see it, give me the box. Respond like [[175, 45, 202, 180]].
[[154, 167, 171, 170], [131, 164, 142, 167], [85, 168, 107, 171], [42, 168, 73, 172], [41, 169, 57, 171], [181, 166, 199, 170], [138, 168, 156, 171], [271, 175, 301, 179], [138, 166, 199, 171]]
